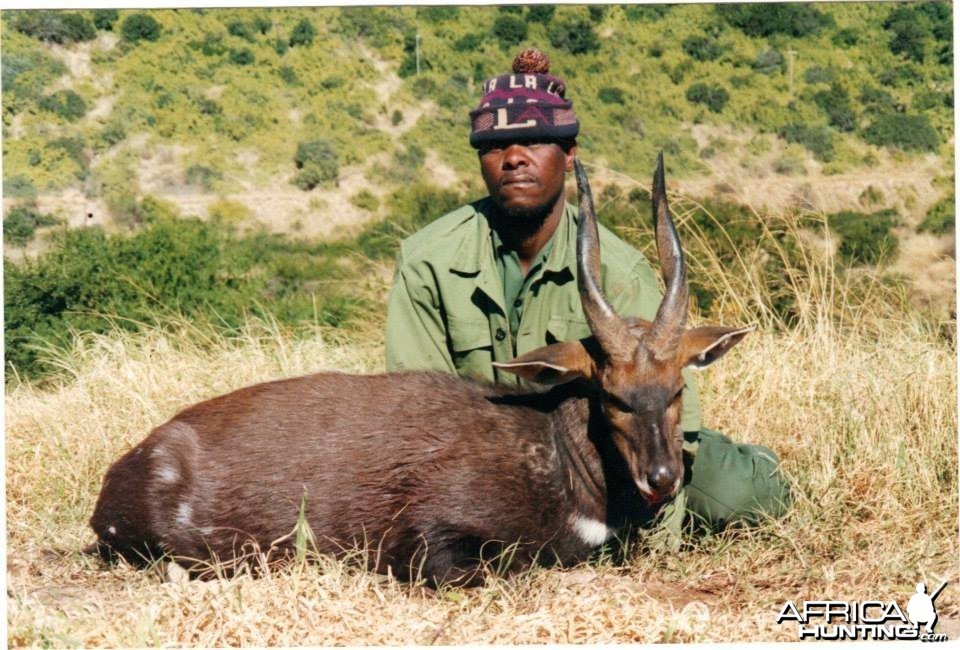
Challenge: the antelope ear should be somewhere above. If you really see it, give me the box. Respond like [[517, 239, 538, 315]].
[[679, 326, 753, 369], [493, 340, 596, 385]]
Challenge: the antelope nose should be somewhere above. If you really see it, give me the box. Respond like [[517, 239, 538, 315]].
[[648, 466, 676, 493]]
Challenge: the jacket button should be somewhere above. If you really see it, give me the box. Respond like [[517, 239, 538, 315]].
[[495, 328, 506, 341]]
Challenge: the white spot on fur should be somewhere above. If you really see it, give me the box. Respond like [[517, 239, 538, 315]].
[[176, 502, 193, 527], [571, 516, 612, 546], [107, 525, 117, 535], [156, 464, 179, 483]]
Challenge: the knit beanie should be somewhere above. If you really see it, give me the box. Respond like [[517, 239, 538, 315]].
[[469, 48, 580, 149]]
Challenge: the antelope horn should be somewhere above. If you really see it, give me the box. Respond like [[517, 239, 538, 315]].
[[648, 152, 688, 360], [574, 158, 638, 363]]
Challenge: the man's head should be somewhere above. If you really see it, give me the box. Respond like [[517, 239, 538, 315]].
[[470, 49, 580, 223]]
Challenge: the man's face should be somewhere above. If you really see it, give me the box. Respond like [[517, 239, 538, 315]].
[[479, 140, 577, 219]]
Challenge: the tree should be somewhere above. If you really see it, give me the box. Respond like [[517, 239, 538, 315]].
[[289, 19, 316, 47], [121, 13, 161, 43]]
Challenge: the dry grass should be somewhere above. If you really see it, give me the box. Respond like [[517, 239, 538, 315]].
[[6, 204, 958, 645]]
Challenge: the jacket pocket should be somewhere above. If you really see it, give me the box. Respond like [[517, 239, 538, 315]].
[[547, 316, 592, 343], [447, 317, 493, 377]]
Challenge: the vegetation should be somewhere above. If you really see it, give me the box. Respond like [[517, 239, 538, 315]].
[[3, 204, 60, 246], [120, 12, 161, 43], [918, 194, 955, 235], [827, 208, 901, 265], [862, 113, 941, 152]]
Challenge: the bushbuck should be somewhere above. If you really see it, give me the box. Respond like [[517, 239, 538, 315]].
[[89, 154, 751, 586]]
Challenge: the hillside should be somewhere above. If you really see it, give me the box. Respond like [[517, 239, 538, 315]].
[[2, 4, 956, 382]]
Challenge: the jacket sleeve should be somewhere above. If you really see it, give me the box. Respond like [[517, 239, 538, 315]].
[[608, 259, 703, 433], [384, 249, 457, 374]]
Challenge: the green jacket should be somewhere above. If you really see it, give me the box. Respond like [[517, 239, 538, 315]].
[[385, 197, 702, 432]]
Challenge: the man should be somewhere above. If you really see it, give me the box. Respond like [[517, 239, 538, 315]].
[[385, 48, 789, 545]]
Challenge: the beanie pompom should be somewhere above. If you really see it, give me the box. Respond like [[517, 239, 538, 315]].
[[513, 49, 551, 75]]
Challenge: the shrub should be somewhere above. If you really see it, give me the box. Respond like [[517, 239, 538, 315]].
[[624, 5, 671, 21], [862, 114, 940, 152], [588, 6, 607, 22], [859, 86, 897, 115], [253, 16, 272, 34], [803, 66, 835, 85], [832, 27, 859, 47], [289, 19, 316, 47], [717, 3, 832, 37], [229, 48, 255, 65], [683, 36, 723, 62], [528, 5, 556, 24], [4, 204, 60, 246], [293, 139, 338, 189], [492, 15, 527, 49], [754, 48, 784, 74], [417, 6, 459, 22], [92, 9, 119, 31], [813, 83, 857, 132], [274, 37, 289, 55], [598, 87, 626, 105], [184, 164, 222, 190], [279, 66, 299, 86], [121, 13, 162, 43], [454, 33, 483, 52], [778, 123, 835, 161], [686, 82, 729, 113], [548, 18, 600, 55], [350, 189, 380, 212], [12, 11, 96, 43], [827, 209, 900, 265], [38, 89, 87, 122], [887, 19, 928, 62], [3, 176, 38, 200], [391, 110, 403, 126], [918, 195, 955, 235], [208, 199, 251, 224], [227, 20, 256, 42]]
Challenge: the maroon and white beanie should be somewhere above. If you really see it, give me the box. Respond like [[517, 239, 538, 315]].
[[469, 48, 580, 148]]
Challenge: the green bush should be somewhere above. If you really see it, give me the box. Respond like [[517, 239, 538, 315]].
[[185, 164, 222, 190], [803, 66, 836, 85], [548, 18, 600, 55], [754, 48, 784, 75], [417, 6, 459, 22], [598, 87, 626, 105], [37, 90, 87, 122], [828, 209, 900, 265], [718, 3, 832, 37], [3, 204, 60, 247], [92, 9, 119, 31], [3, 176, 38, 200], [293, 139, 338, 189], [121, 13, 162, 43], [862, 114, 940, 152], [528, 5, 556, 24], [227, 20, 256, 42], [350, 189, 380, 212], [624, 5, 671, 21], [683, 36, 723, 62], [778, 123, 835, 161], [12, 11, 96, 43], [813, 83, 856, 132], [918, 195, 955, 235], [832, 27, 859, 47], [686, 82, 729, 113], [859, 86, 897, 115], [492, 15, 528, 49], [289, 19, 316, 47], [454, 33, 483, 52], [229, 48, 255, 65]]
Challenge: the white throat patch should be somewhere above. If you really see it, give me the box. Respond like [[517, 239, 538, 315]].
[[571, 516, 612, 546]]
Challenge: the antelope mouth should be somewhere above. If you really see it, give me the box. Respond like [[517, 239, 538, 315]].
[[635, 477, 682, 505]]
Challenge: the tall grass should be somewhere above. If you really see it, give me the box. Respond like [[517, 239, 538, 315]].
[[5, 198, 957, 644]]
